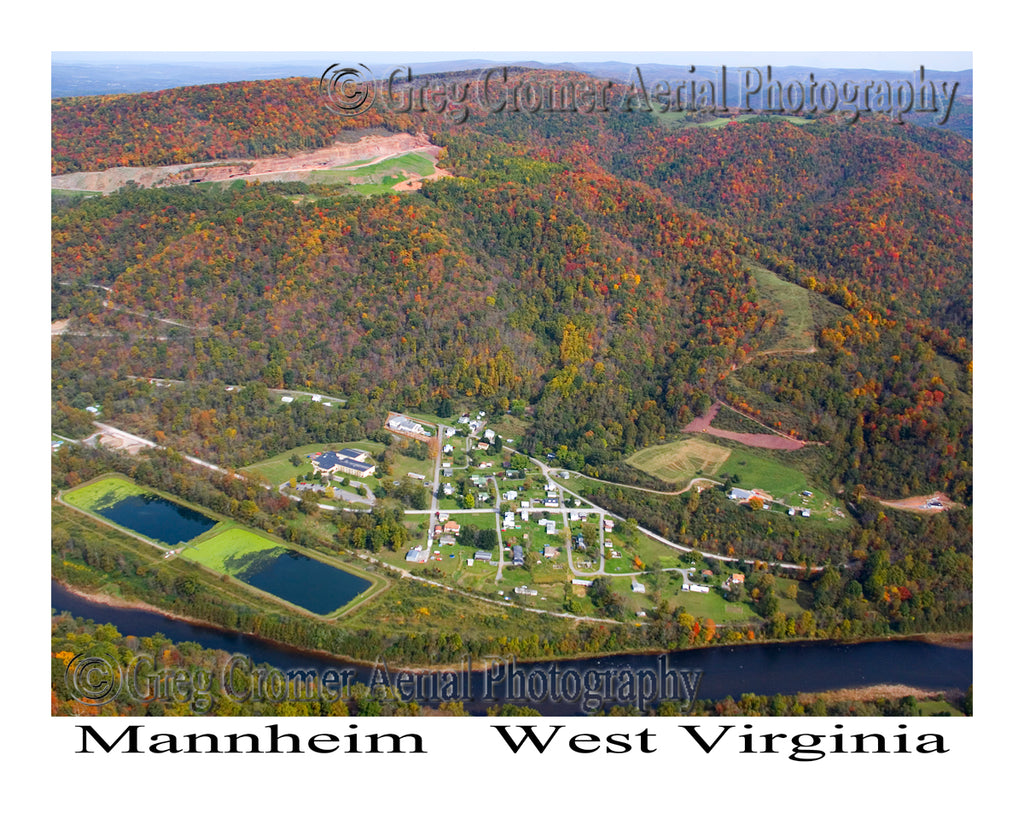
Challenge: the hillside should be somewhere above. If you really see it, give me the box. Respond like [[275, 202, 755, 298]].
[[52, 71, 972, 503]]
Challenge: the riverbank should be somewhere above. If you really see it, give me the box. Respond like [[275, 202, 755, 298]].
[[53, 579, 972, 674], [799, 683, 960, 704]]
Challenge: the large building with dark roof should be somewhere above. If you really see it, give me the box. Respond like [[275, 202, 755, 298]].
[[311, 449, 375, 478]]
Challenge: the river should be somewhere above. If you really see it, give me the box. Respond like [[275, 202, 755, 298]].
[[52, 581, 971, 715]]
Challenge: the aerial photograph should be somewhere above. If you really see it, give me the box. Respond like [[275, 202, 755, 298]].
[[50, 49, 973, 722]]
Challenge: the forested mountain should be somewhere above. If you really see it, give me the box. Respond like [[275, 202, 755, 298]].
[[52, 72, 972, 504]]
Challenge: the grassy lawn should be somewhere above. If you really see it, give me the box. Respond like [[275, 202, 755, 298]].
[[490, 414, 531, 442], [600, 526, 682, 574], [309, 153, 438, 195], [915, 699, 965, 717], [666, 585, 758, 623], [630, 529, 687, 567], [719, 447, 810, 498], [240, 439, 385, 486], [775, 578, 813, 617], [386, 446, 436, 484]]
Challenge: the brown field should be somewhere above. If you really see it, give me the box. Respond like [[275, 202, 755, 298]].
[[52, 133, 443, 193], [684, 402, 805, 451], [626, 437, 731, 483]]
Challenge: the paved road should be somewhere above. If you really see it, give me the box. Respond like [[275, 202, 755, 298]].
[[82, 420, 825, 574], [531, 449, 824, 574]]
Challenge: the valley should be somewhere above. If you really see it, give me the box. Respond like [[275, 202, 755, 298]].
[[50, 65, 973, 715]]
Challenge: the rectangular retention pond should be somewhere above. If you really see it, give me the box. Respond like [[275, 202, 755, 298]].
[[186, 527, 372, 616], [64, 476, 218, 545]]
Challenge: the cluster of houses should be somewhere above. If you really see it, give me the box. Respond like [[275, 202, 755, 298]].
[[432, 517, 461, 544], [729, 486, 813, 518], [680, 570, 744, 594], [406, 513, 462, 563]]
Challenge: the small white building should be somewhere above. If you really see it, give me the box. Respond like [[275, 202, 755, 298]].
[[405, 547, 429, 563]]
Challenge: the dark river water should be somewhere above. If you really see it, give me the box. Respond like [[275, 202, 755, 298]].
[[52, 581, 971, 715]]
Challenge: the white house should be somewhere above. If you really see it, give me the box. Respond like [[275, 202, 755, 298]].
[[388, 414, 428, 437]]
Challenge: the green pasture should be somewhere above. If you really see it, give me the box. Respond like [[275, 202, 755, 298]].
[[743, 259, 815, 350], [309, 153, 436, 187], [52, 188, 101, 199]]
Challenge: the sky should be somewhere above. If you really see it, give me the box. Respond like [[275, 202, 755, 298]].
[[52, 51, 972, 71]]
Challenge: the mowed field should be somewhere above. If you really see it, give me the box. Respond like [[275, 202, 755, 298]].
[[625, 438, 731, 483]]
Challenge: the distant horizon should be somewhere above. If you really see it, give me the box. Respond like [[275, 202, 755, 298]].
[[52, 51, 973, 72]]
